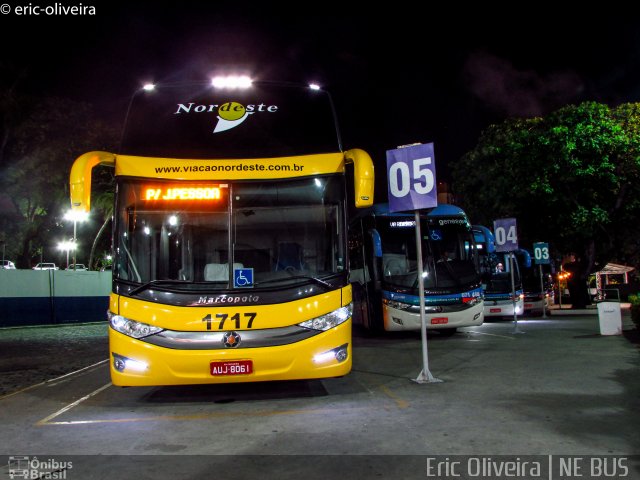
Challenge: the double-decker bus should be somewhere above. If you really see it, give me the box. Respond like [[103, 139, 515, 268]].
[[472, 225, 524, 318], [349, 204, 484, 335], [69, 80, 374, 386]]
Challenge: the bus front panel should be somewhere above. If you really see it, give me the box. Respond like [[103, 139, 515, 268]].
[[109, 287, 353, 386]]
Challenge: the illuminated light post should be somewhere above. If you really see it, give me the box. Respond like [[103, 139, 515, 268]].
[[64, 210, 89, 270], [57, 240, 77, 269], [557, 270, 572, 309]]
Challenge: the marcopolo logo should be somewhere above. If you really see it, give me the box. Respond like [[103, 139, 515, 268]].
[[174, 101, 278, 133]]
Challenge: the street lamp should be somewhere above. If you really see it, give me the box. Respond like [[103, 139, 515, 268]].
[[57, 240, 77, 269], [64, 210, 89, 270], [557, 270, 572, 309]]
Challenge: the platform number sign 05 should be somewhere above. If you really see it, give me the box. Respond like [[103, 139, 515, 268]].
[[493, 218, 518, 253], [386, 143, 437, 213], [533, 242, 550, 265]]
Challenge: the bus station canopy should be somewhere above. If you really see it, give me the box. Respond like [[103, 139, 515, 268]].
[[594, 263, 635, 275]]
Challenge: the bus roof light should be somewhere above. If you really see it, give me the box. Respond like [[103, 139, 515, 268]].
[[211, 75, 253, 89]]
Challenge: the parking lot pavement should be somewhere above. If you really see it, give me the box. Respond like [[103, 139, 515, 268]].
[[0, 322, 108, 396], [0, 314, 638, 478]]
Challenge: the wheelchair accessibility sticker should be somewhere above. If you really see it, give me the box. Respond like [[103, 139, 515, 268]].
[[234, 268, 254, 288]]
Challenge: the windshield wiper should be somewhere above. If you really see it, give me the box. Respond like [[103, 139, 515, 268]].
[[254, 275, 333, 290], [128, 279, 194, 296]]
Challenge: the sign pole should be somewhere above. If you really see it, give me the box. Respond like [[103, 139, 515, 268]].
[[493, 218, 521, 334], [413, 211, 442, 384], [509, 252, 521, 333], [386, 142, 441, 385], [533, 242, 550, 319], [540, 264, 547, 319]]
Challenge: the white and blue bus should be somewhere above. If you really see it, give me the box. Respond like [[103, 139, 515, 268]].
[[349, 204, 484, 335], [519, 249, 555, 315], [472, 225, 524, 318]]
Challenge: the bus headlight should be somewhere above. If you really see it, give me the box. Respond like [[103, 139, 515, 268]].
[[382, 298, 412, 310], [108, 312, 164, 339], [298, 303, 352, 331], [462, 296, 483, 307]]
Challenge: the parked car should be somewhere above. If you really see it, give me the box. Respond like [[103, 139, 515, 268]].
[[67, 264, 88, 271], [0, 260, 16, 269], [32, 263, 59, 270]]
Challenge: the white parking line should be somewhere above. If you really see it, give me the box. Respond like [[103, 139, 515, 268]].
[[36, 382, 112, 425], [465, 331, 516, 340], [0, 359, 108, 401]]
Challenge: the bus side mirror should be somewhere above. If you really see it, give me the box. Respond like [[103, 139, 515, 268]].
[[344, 149, 374, 208], [69, 151, 116, 212]]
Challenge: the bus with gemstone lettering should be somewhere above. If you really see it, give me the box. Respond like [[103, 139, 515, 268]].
[[472, 225, 524, 318], [349, 204, 484, 335], [69, 79, 374, 386]]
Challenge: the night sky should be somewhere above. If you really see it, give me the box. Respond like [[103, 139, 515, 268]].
[[2, 3, 640, 185]]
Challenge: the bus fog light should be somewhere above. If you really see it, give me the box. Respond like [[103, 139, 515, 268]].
[[335, 346, 348, 362], [114, 356, 126, 372], [313, 343, 349, 364], [113, 353, 148, 373]]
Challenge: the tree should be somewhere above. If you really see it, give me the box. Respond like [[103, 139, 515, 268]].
[[88, 182, 114, 270], [0, 94, 118, 267], [453, 102, 640, 307]]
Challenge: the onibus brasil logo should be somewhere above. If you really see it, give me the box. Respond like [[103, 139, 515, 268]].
[[174, 101, 278, 133]]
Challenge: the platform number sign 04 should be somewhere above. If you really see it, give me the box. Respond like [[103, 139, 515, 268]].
[[493, 218, 518, 252], [386, 143, 437, 213], [533, 242, 550, 265]]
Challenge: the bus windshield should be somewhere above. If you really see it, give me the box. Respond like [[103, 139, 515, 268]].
[[120, 82, 341, 159], [377, 219, 479, 290], [479, 252, 522, 293], [114, 176, 346, 290]]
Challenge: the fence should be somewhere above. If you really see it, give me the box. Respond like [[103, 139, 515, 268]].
[[0, 270, 111, 327]]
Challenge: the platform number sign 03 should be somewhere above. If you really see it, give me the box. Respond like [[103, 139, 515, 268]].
[[493, 218, 518, 252], [533, 242, 550, 265], [386, 143, 437, 213]]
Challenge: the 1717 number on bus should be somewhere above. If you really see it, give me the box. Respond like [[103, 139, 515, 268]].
[[202, 312, 257, 330]]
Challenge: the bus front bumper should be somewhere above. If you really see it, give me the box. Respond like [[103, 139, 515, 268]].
[[382, 302, 484, 332], [484, 299, 524, 317], [109, 321, 352, 386]]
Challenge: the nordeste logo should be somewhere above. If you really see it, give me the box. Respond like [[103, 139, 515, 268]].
[[174, 101, 278, 133]]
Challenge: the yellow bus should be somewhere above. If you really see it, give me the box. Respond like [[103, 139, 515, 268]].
[[69, 79, 374, 386]]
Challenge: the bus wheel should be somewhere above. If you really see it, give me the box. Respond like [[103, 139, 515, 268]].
[[439, 328, 457, 337]]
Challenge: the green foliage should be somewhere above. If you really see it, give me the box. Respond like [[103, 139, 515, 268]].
[[453, 101, 640, 276], [0, 93, 118, 267], [629, 294, 640, 329]]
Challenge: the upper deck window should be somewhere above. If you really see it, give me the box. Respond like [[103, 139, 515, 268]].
[[119, 82, 341, 159]]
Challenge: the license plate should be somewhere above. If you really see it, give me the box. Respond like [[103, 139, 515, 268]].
[[431, 317, 448, 325], [490, 308, 502, 313], [210, 360, 253, 376], [524, 303, 533, 308]]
